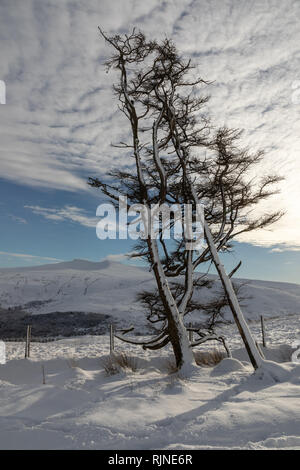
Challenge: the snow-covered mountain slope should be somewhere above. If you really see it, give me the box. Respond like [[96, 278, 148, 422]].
[[0, 260, 152, 328], [0, 259, 300, 327]]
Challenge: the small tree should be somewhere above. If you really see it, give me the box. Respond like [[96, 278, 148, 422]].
[[89, 29, 283, 374]]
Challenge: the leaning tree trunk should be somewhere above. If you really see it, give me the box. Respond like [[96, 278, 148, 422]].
[[203, 220, 264, 369], [190, 188, 264, 370], [169, 109, 263, 370], [147, 236, 197, 375]]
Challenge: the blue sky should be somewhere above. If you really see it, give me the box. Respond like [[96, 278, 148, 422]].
[[0, 0, 300, 283]]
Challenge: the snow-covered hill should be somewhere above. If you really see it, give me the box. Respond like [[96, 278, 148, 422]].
[[0, 259, 300, 329], [0, 259, 152, 329]]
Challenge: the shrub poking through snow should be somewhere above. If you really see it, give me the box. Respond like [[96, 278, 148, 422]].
[[101, 353, 138, 375], [164, 349, 226, 372], [194, 349, 227, 367]]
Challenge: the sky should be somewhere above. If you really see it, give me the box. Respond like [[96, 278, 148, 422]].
[[0, 0, 300, 283]]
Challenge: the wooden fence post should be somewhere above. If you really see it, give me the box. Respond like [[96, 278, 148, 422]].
[[28, 325, 32, 358], [42, 365, 46, 384], [110, 324, 115, 354], [260, 315, 266, 348], [25, 325, 31, 358]]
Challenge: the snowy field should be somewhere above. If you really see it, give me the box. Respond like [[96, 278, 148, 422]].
[[0, 260, 299, 450], [0, 330, 300, 450]]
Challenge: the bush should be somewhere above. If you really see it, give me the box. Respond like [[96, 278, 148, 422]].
[[194, 349, 226, 367], [101, 352, 138, 375]]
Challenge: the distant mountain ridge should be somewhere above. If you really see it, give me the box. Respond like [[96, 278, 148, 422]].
[[0, 258, 122, 272]]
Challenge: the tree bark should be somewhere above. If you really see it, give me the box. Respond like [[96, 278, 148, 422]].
[[203, 219, 264, 369], [147, 236, 196, 374]]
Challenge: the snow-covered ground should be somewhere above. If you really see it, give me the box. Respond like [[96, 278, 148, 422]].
[[0, 331, 300, 450], [0, 260, 299, 450]]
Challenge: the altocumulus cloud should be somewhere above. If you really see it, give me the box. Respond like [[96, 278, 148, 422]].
[[0, 0, 300, 248]]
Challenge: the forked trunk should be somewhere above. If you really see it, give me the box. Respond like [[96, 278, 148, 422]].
[[165, 303, 196, 373], [147, 237, 196, 374]]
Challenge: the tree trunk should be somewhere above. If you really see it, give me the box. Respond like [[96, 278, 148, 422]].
[[147, 236, 196, 374], [203, 220, 264, 369], [187, 183, 263, 370]]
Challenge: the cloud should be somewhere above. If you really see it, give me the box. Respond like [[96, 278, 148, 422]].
[[269, 245, 300, 253], [0, 251, 62, 262], [25, 204, 98, 228], [25, 203, 130, 236], [0, 0, 300, 247], [9, 215, 27, 224], [102, 253, 130, 263], [101, 251, 146, 267], [0, 0, 158, 192]]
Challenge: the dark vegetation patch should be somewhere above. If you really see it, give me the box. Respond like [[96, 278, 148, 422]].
[[0, 308, 112, 341]]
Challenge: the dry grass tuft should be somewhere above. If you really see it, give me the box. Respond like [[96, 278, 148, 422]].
[[164, 349, 226, 373], [101, 352, 139, 375], [114, 352, 139, 372], [194, 349, 226, 367], [101, 356, 120, 375]]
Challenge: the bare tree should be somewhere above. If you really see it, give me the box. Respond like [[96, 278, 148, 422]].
[[89, 29, 283, 374]]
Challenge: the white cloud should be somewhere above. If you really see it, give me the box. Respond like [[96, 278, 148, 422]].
[[9, 215, 27, 224], [269, 245, 300, 253], [0, 251, 62, 262], [101, 251, 146, 267], [0, 0, 300, 247], [25, 205, 98, 228], [102, 253, 130, 263]]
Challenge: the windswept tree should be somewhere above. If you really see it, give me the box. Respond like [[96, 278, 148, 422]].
[[89, 29, 283, 375]]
